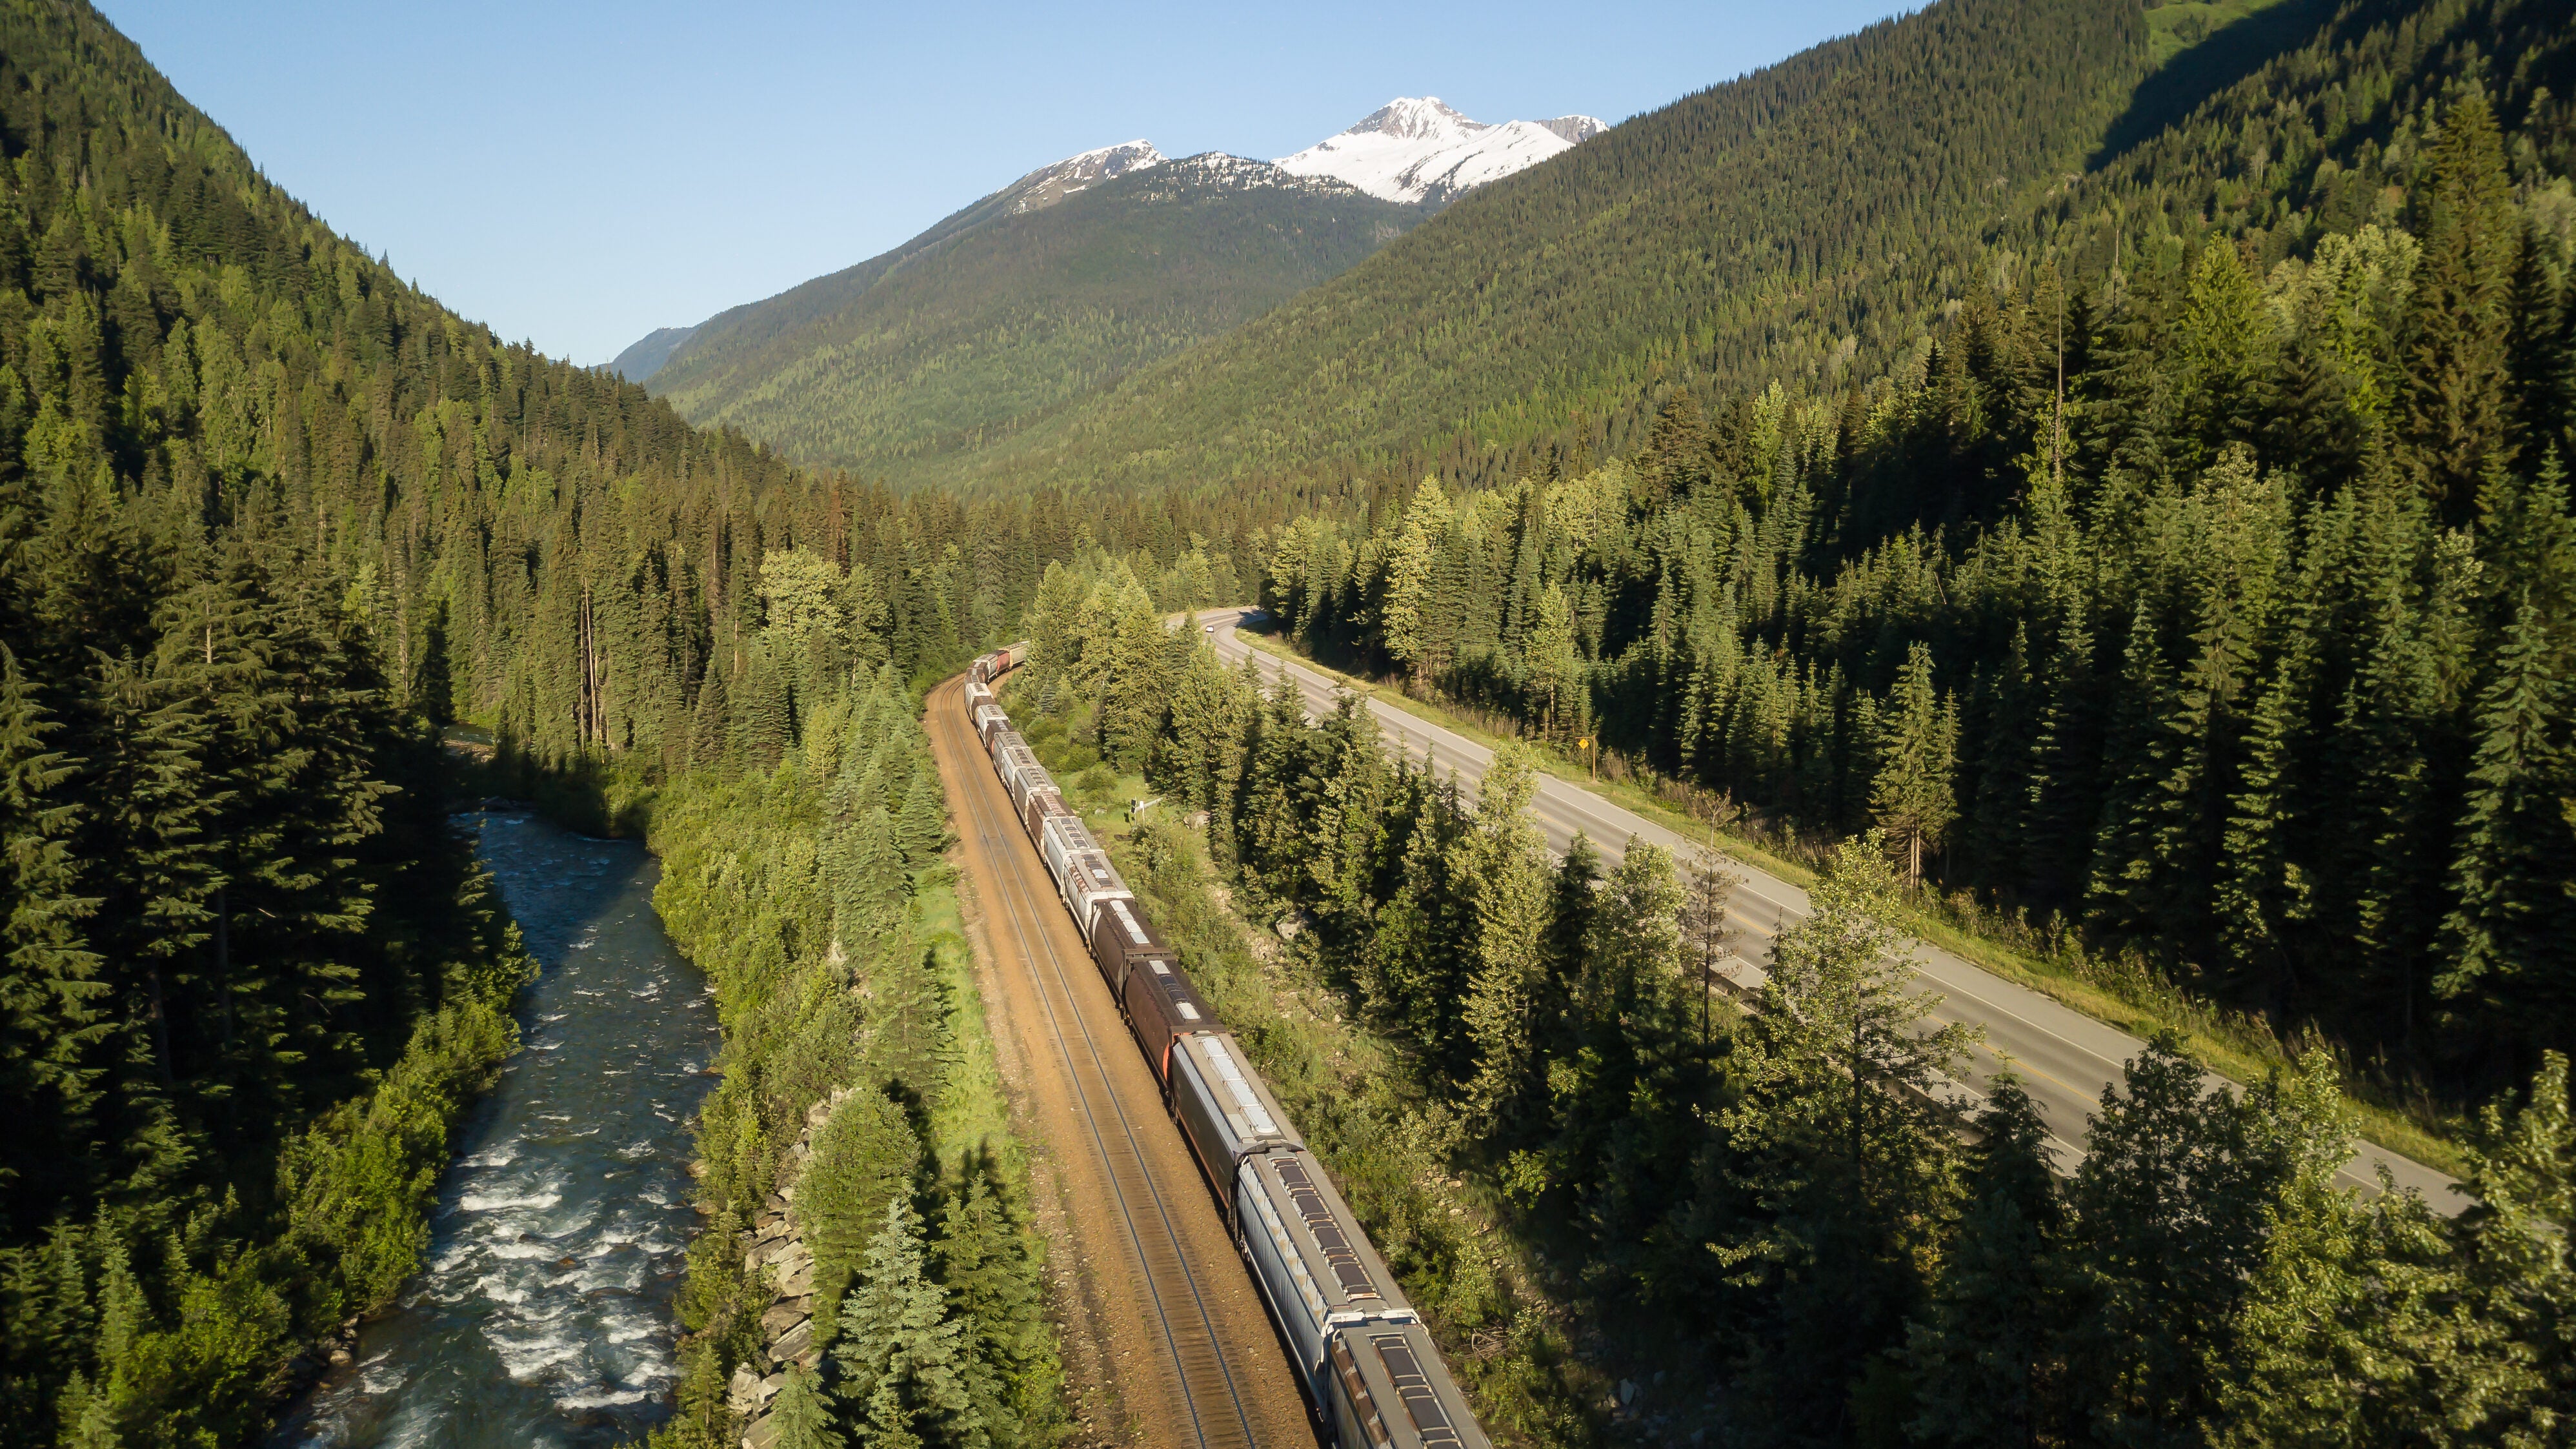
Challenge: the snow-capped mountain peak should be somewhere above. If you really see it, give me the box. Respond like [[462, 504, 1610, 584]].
[[1274, 97, 1603, 205], [1345, 96, 1484, 143], [1005, 139, 1165, 214]]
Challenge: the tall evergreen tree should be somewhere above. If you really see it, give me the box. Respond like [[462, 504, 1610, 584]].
[[1869, 642, 1959, 884], [2436, 603, 2576, 1061], [2402, 92, 2518, 520]]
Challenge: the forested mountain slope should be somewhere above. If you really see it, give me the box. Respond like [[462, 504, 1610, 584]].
[[916, 0, 2171, 496], [0, 3, 1243, 1442], [1254, 0, 2576, 1097], [638, 154, 1426, 482]]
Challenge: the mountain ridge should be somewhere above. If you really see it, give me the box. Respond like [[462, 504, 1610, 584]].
[[612, 94, 1600, 385]]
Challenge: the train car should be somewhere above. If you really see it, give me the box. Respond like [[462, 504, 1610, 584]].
[[1168, 1030, 1301, 1204], [1023, 787, 1074, 840], [973, 704, 1010, 747], [1007, 758, 1058, 820], [1323, 1322, 1491, 1449], [1236, 1148, 1416, 1400], [1036, 812, 1098, 882], [969, 653, 996, 685], [995, 641, 1031, 671], [992, 740, 1040, 796], [1120, 956, 1214, 1072], [1088, 895, 1176, 997], [1057, 848, 1132, 937], [965, 679, 995, 713], [987, 727, 1025, 772]]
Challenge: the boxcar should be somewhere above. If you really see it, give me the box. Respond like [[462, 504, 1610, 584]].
[[1169, 1031, 1301, 1203], [1057, 848, 1132, 937], [1120, 956, 1213, 1072], [1238, 1148, 1414, 1401], [1088, 896, 1176, 996], [973, 704, 1009, 746], [969, 654, 995, 685], [1323, 1322, 1490, 1449], [964, 679, 995, 712]]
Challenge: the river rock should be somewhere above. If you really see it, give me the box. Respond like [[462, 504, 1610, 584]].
[[764, 1193, 788, 1215], [743, 1412, 783, 1449], [755, 1214, 790, 1242], [769, 1317, 814, 1366], [761, 1301, 809, 1340], [728, 1364, 763, 1415]]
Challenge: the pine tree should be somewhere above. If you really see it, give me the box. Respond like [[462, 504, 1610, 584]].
[[1458, 744, 1554, 1129], [834, 1199, 981, 1449], [897, 771, 946, 871], [2504, 224, 2569, 461], [2435, 603, 2576, 1056], [2175, 239, 2275, 468], [1379, 478, 1451, 685], [0, 643, 105, 1227], [803, 1089, 924, 1338], [770, 1364, 845, 1449], [2402, 92, 2518, 520], [690, 664, 732, 773], [1524, 580, 1580, 738], [934, 1161, 1060, 1449], [1727, 832, 1977, 1199], [2062, 1035, 2328, 1444], [1904, 1077, 2066, 1449], [1677, 849, 1740, 1047], [1869, 642, 1958, 885]]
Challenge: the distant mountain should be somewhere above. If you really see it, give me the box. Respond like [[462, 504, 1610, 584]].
[[618, 94, 1603, 426], [1274, 97, 1607, 204], [903, 0, 2173, 497], [636, 150, 1427, 479], [1004, 138, 1165, 211], [610, 325, 698, 381]]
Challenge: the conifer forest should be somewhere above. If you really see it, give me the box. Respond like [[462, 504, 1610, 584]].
[[8, 0, 2576, 1444]]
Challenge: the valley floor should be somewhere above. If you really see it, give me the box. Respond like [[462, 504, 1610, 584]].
[[925, 678, 1316, 1449]]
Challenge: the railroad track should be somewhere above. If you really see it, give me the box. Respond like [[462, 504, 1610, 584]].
[[929, 680, 1269, 1449]]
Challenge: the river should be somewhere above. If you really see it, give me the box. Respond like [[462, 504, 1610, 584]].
[[270, 811, 721, 1449]]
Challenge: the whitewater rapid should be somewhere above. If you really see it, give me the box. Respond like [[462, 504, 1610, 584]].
[[271, 812, 720, 1449]]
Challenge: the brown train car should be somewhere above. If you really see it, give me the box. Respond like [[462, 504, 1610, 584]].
[[1087, 895, 1176, 997], [1121, 956, 1215, 1082], [1023, 785, 1072, 840]]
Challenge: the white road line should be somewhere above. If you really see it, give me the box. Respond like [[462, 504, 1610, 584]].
[[1195, 610, 2464, 1212]]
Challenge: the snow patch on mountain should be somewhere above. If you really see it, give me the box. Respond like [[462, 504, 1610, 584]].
[[1273, 97, 1605, 205], [1005, 139, 1165, 214], [1135, 152, 1372, 199]]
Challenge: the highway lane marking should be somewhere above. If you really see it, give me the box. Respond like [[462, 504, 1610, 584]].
[[1203, 616, 2457, 1206]]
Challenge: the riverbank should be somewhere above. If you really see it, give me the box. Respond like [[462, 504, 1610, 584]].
[[272, 813, 718, 1448], [493, 674, 1068, 1449]]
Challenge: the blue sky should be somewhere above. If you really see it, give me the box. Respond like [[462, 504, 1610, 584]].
[[96, 1, 1910, 365]]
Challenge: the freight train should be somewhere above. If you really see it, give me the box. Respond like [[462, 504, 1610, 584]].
[[965, 645, 1489, 1449]]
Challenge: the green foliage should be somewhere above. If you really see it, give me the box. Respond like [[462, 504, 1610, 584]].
[[646, 159, 1427, 483], [907, 0, 2158, 498], [1122, 607, 2576, 1443], [1249, 25, 2576, 1099], [641, 675, 1062, 1449]]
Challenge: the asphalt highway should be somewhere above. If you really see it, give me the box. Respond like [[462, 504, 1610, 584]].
[[1190, 608, 2464, 1213]]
